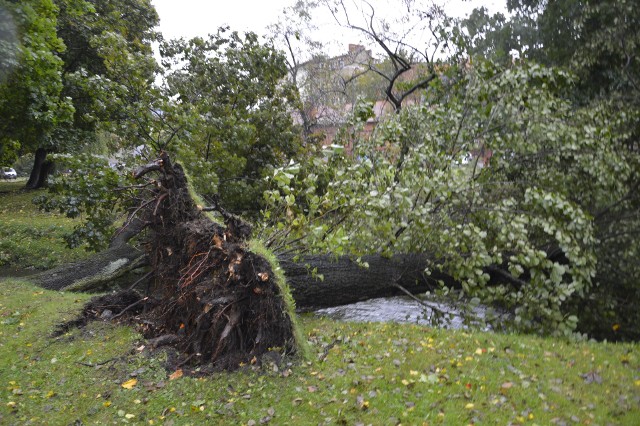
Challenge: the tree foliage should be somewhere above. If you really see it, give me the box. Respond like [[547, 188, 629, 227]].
[[456, 0, 639, 340], [159, 28, 301, 215], [263, 57, 639, 339], [0, 0, 73, 169], [0, 0, 159, 187]]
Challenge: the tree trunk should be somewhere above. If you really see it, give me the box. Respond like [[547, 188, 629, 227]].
[[25, 147, 54, 189], [280, 253, 457, 309], [31, 244, 147, 292], [30, 243, 454, 310]]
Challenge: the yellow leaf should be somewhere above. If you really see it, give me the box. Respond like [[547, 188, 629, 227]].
[[634, 380, 640, 387], [121, 378, 138, 389], [103, 401, 112, 407], [169, 369, 183, 380], [45, 390, 55, 398], [465, 403, 475, 409]]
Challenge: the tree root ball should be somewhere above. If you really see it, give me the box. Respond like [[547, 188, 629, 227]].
[[55, 152, 300, 372]]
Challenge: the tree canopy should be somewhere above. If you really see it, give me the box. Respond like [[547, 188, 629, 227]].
[[0, 0, 159, 187], [0, 0, 73, 169], [5, 0, 639, 341], [159, 29, 302, 215]]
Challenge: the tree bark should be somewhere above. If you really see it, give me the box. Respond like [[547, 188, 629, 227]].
[[25, 147, 54, 189], [29, 243, 454, 309], [30, 244, 147, 292], [280, 253, 457, 309]]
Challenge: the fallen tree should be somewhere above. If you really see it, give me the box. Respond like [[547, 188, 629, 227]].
[[32, 244, 450, 310]]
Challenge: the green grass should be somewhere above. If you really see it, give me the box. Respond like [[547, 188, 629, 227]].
[[1, 180, 639, 425], [1, 279, 638, 425], [0, 180, 88, 270]]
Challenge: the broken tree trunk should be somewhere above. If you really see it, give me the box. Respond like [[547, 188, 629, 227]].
[[31, 244, 147, 292]]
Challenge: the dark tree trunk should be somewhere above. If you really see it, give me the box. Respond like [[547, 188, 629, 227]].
[[280, 253, 457, 309], [31, 243, 456, 310], [25, 148, 54, 189]]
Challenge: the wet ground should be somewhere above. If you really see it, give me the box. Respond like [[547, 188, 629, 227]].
[[315, 295, 490, 330]]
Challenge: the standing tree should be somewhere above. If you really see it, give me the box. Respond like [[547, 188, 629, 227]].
[[321, 0, 457, 112], [267, 0, 329, 143], [0, 0, 74, 177], [1, 0, 160, 189]]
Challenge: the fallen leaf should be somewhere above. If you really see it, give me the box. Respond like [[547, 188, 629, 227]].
[[121, 378, 138, 389], [357, 395, 369, 410], [580, 372, 603, 384], [501, 382, 513, 389], [260, 415, 272, 424], [169, 369, 183, 380]]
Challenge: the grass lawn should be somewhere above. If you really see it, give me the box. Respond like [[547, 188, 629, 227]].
[[1, 179, 639, 425], [0, 279, 638, 425], [0, 180, 88, 270]]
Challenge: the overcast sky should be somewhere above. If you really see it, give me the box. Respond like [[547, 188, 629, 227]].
[[151, 0, 507, 48]]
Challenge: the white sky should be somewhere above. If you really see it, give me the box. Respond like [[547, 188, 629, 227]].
[[152, 0, 294, 40], [152, 0, 507, 48]]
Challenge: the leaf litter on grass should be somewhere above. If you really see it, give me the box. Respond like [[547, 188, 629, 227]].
[[0, 280, 639, 425]]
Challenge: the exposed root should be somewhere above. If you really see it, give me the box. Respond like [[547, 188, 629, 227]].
[[55, 152, 298, 372]]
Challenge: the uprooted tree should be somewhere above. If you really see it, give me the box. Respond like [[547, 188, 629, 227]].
[[49, 151, 300, 371], [34, 56, 640, 343]]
